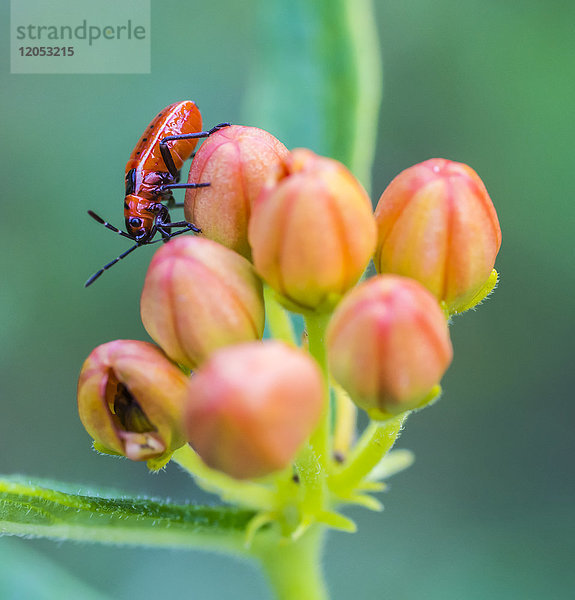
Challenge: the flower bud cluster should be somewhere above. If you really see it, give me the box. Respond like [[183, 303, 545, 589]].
[[79, 125, 501, 484]]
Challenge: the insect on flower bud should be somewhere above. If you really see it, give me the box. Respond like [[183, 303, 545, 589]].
[[141, 237, 265, 370], [248, 148, 377, 313], [327, 275, 453, 420], [374, 159, 502, 314], [77, 340, 188, 468], [185, 341, 324, 479], [185, 125, 289, 259]]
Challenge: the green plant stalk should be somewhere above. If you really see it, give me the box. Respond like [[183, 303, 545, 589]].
[[288, 310, 332, 536], [264, 284, 297, 344], [256, 525, 329, 600], [332, 415, 406, 493], [304, 312, 332, 469]]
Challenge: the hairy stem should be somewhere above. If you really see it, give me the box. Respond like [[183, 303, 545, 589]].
[[256, 526, 329, 600], [305, 312, 332, 469], [331, 415, 406, 493], [293, 312, 332, 519]]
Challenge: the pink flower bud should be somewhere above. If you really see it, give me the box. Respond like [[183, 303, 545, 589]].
[[248, 149, 377, 312], [185, 125, 289, 259], [140, 237, 265, 369], [327, 275, 453, 420], [374, 159, 501, 313], [185, 341, 324, 479], [77, 340, 188, 465]]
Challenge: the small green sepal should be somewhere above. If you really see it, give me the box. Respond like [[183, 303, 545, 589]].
[[92, 442, 122, 457], [147, 452, 174, 472], [450, 269, 499, 316], [366, 449, 415, 482]]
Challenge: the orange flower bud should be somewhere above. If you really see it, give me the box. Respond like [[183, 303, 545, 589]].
[[185, 341, 324, 479], [185, 125, 289, 259], [77, 340, 188, 467], [141, 237, 265, 369], [327, 275, 453, 420], [248, 148, 377, 313], [374, 159, 501, 313]]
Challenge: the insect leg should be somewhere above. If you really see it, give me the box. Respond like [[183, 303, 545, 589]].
[[159, 124, 231, 176], [162, 220, 201, 232], [165, 224, 201, 238], [207, 122, 231, 134], [148, 222, 202, 248], [160, 182, 210, 191], [159, 141, 180, 179], [157, 222, 201, 240]]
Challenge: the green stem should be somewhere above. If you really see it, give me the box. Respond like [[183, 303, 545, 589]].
[[264, 285, 297, 344], [256, 526, 329, 600], [172, 445, 276, 511], [304, 312, 332, 466], [293, 312, 332, 517], [331, 415, 406, 493]]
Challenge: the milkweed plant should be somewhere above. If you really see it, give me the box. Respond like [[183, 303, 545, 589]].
[[0, 2, 502, 599]]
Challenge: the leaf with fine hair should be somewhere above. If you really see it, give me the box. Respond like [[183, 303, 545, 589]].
[[0, 477, 256, 555]]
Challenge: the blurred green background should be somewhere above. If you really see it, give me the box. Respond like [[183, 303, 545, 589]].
[[1, 0, 574, 598]]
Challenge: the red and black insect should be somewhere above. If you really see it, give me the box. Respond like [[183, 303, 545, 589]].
[[86, 100, 228, 286]]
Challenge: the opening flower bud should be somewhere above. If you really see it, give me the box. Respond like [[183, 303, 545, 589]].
[[77, 340, 188, 466], [248, 148, 377, 313], [327, 275, 453, 420], [185, 125, 289, 259], [141, 237, 265, 370], [185, 341, 324, 479], [374, 159, 502, 314]]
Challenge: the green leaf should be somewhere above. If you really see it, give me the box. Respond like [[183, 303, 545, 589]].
[[365, 449, 415, 482], [245, 0, 382, 188], [0, 477, 256, 555]]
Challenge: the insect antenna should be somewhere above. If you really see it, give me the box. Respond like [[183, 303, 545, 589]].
[[85, 243, 141, 287], [85, 212, 199, 287], [88, 210, 134, 240]]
